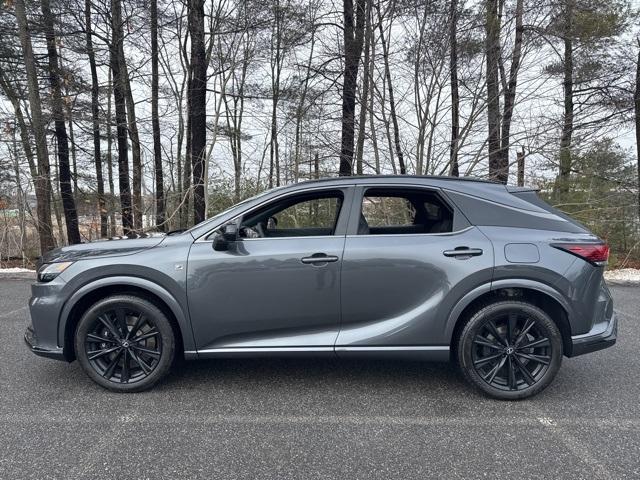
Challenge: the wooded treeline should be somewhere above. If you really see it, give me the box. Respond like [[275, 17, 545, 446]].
[[0, 0, 639, 263]]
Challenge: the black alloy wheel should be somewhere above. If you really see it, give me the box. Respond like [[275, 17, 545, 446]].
[[75, 295, 175, 392], [458, 300, 563, 400]]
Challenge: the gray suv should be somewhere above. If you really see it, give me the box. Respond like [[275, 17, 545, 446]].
[[25, 176, 617, 399]]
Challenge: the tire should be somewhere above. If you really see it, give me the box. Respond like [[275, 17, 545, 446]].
[[457, 300, 563, 400], [75, 295, 175, 392]]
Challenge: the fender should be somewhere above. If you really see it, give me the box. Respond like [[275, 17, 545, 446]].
[[444, 278, 574, 342], [57, 275, 196, 352]]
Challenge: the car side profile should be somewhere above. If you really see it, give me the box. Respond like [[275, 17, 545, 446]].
[[25, 176, 617, 399]]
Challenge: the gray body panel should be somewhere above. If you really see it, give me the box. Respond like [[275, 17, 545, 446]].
[[187, 236, 344, 350], [338, 227, 493, 347], [24, 175, 616, 364]]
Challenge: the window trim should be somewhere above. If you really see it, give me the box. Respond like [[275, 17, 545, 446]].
[[195, 185, 355, 243], [346, 184, 469, 237]]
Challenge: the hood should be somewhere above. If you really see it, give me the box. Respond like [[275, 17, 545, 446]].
[[40, 233, 166, 265]]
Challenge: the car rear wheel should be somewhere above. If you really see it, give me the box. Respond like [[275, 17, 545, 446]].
[[457, 300, 563, 400], [75, 295, 175, 392]]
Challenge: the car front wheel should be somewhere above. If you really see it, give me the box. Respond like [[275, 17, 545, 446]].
[[457, 300, 563, 400], [75, 295, 175, 392]]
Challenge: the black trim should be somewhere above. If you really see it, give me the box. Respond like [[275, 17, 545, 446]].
[[24, 326, 67, 361], [568, 312, 617, 357]]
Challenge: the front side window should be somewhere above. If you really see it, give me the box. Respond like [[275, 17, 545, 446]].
[[240, 192, 343, 238], [358, 188, 453, 235]]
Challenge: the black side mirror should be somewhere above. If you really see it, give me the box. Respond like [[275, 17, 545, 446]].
[[212, 223, 239, 251]]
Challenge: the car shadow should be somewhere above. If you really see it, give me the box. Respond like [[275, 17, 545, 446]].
[[164, 356, 466, 392]]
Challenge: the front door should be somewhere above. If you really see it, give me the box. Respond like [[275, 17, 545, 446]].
[[187, 187, 352, 352]]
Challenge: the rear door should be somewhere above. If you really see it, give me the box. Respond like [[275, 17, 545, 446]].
[[337, 184, 494, 349]]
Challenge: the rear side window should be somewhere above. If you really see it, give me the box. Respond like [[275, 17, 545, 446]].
[[358, 188, 454, 235]]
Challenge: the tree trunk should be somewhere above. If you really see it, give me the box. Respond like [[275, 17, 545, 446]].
[[85, 0, 107, 238], [377, 10, 405, 175], [498, 0, 523, 180], [66, 105, 78, 196], [51, 152, 65, 243], [151, 0, 165, 231], [188, 0, 207, 224], [517, 147, 525, 187], [14, 0, 56, 254], [485, 0, 504, 182], [368, 33, 380, 174], [558, 0, 574, 195], [181, 72, 192, 229], [11, 130, 28, 266], [42, 0, 81, 244], [339, 0, 367, 176], [110, 0, 134, 234], [106, 68, 117, 237], [449, 0, 460, 177], [635, 40, 640, 220], [355, 0, 372, 176], [121, 61, 143, 230], [269, 0, 282, 188], [294, 26, 315, 182]]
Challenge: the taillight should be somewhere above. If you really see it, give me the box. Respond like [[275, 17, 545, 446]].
[[552, 243, 609, 266]]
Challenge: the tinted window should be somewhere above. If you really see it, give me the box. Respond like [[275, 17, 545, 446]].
[[358, 188, 453, 235], [363, 196, 415, 227], [240, 192, 343, 238]]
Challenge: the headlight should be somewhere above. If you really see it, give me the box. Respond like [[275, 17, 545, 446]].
[[37, 262, 74, 282]]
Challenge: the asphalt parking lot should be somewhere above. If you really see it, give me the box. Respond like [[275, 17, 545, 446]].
[[0, 278, 638, 479]]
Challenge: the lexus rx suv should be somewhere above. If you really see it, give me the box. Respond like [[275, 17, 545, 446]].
[[25, 176, 617, 399]]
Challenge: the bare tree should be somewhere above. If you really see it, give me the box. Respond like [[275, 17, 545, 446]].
[[110, 0, 134, 233], [497, 0, 524, 180], [151, 0, 165, 230], [558, 0, 574, 194], [85, 0, 107, 238], [13, 0, 56, 253], [354, 0, 371, 175], [633, 39, 640, 220], [41, 0, 81, 244], [485, 0, 506, 182], [339, 0, 366, 176], [449, 0, 459, 176], [269, 0, 283, 187], [377, 4, 405, 174], [121, 58, 143, 230], [188, 0, 207, 224]]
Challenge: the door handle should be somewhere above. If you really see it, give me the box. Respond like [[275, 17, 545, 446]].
[[300, 253, 339, 264], [443, 247, 483, 258]]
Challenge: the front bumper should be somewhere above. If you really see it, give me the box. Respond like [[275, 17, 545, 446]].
[[24, 276, 69, 361], [569, 311, 618, 357], [24, 325, 66, 361]]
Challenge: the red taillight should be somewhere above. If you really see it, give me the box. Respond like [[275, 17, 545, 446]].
[[553, 243, 609, 265]]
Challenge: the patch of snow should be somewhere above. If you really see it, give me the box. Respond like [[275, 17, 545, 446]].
[[0, 267, 35, 273], [604, 268, 640, 285]]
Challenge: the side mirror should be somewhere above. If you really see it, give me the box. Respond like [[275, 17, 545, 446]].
[[212, 223, 239, 251]]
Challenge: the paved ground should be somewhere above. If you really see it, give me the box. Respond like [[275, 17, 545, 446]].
[[0, 279, 638, 479]]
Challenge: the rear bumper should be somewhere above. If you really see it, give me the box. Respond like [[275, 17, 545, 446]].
[[24, 325, 66, 361], [569, 311, 617, 357]]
